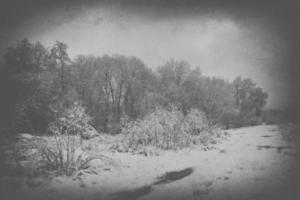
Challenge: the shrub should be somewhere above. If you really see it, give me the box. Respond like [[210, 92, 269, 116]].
[[36, 102, 100, 176], [184, 108, 208, 135], [49, 101, 92, 136], [120, 106, 183, 150], [116, 106, 221, 153]]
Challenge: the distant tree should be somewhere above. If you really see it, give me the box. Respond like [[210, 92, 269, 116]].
[[248, 87, 268, 116], [70, 55, 105, 130], [199, 77, 236, 125], [0, 39, 270, 135], [124, 61, 162, 117], [233, 76, 268, 118], [157, 59, 199, 113], [50, 41, 70, 94], [70, 54, 156, 133], [181, 66, 202, 113]]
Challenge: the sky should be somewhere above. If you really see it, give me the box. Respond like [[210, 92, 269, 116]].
[[1, 0, 300, 111]]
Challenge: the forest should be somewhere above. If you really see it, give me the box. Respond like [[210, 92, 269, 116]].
[[0, 38, 269, 136]]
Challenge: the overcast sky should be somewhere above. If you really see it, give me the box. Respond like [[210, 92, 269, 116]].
[[1, 0, 299, 110]]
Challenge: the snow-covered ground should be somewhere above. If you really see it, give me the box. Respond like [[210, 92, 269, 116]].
[[1, 125, 300, 200]]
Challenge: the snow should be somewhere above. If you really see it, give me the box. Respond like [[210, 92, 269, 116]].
[[1, 125, 300, 200]]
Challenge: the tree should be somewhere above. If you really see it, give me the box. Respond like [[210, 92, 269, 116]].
[[199, 77, 236, 125], [0, 38, 56, 134], [123, 56, 156, 118], [70, 54, 156, 133], [157, 60, 198, 113], [0, 38, 269, 135], [50, 41, 70, 94], [248, 87, 268, 116], [233, 76, 268, 121]]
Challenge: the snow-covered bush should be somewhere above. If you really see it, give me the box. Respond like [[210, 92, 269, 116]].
[[116, 106, 221, 153], [184, 108, 208, 135], [37, 102, 99, 176]]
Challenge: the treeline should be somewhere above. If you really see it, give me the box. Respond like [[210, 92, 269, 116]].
[[0, 38, 268, 135]]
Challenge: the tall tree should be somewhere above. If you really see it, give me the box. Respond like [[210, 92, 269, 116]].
[[50, 41, 70, 94], [0, 38, 55, 134]]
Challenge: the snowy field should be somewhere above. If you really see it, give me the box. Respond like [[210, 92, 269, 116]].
[[1, 125, 300, 200]]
